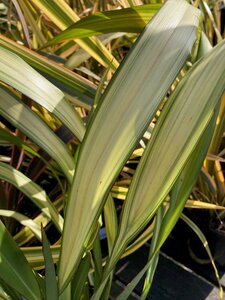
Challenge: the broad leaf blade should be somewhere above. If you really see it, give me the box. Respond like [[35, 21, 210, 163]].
[[0, 221, 42, 300], [146, 32, 215, 255], [106, 41, 225, 277], [119, 41, 225, 242], [59, 0, 200, 291], [140, 109, 219, 299], [93, 39, 225, 300], [114, 102, 223, 300]]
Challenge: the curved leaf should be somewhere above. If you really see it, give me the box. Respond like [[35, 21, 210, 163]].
[[0, 46, 85, 141], [0, 162, 64, 233], [140, 107, 219, 299], [0, 34, 96, 109], [14, 198, 63, 246], [0, 127, 39, 157], [0, 86, 75, 182], [30, 0, 119, 70], [0, 209, 42, 242], [181, 214, 223, 299], [118, 41, 225, 244]]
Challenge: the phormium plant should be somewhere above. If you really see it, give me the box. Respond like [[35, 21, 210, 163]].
[[0, 0, 224, 299]]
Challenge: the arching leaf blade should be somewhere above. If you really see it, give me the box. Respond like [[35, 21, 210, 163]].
[[0, 162, 64, 233], [44, 4, 161, 46], [0, 209, 42, 242], [0, 87, 75, 182], [0, 34, 96, 109], [0, 46, 85, 141], [30, 0, 119, 70]]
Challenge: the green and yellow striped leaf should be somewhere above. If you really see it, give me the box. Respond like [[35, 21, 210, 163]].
[[44, 4, 161, 45], [29, 0, 119, 70], [59, 0, 201, 291], [0, 35, 96, 109], [103, 40, 225, 290]]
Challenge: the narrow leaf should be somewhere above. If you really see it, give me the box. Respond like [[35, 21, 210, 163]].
[[14, 197, 63, 246], [0, 209, 42, 241], [22, 245, 60, 269], [71, 253, 91, 300], [141, 208, 163, 299], [44, 4, 161, 45], [185, 200, 225, 210], [0, 46, 85, 141], [0, 86, 75, 182], [104, 194, 118, 255], [181, 214, 223, 299], [41, 226, 58, 300], [65, 32, 125, 70], [0, 127, 40, 158], [0, 162, 64, 232], [30, 0, 119, 70], [17, 0, 47, 47], [0, 34, 96, 109]]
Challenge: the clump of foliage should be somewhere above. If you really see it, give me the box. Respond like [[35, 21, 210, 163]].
[[0, 0, 224, 299]]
